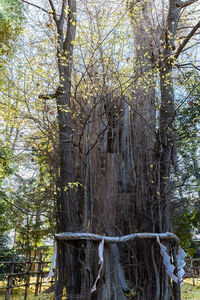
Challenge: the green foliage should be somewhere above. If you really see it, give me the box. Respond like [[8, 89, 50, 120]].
[[0, 0, 23, 56], [0, 143, 14, 235], [0, 192, 12, 235], [173, 206, 200, 256], [173, 71, 200, 255], [0, 233, 11, 257], [0, 142, 13, 184], [0, 233, 12, 278], [0, 233, 26, 280], [9, 178, 54, 257]]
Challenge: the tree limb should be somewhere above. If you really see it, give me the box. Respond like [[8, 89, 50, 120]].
[[58, 0, 67, 30], [180, 0, 199, 8], [174, 19, 200, 59], [19, 0, 49, 13], [175, 62, 200, 71], [38, 93, 57, 100], [48, 0, 59, 26], [63, 0, 76, 50]]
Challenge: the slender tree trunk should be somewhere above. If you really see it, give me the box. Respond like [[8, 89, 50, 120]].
[[47, 1, 81, 299]]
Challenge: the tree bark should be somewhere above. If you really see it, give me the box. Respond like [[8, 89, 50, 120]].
[[125, 0, 183, 298], [48, 0, 196, 298], [48, 1, 81, 299]]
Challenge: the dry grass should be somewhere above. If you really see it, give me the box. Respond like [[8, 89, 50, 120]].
[[0, 290, 53, 300], [181, 278, 200, 300], [0, 277, 54, 300], [0, 279, 200, 299]]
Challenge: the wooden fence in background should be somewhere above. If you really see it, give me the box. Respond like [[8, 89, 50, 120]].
[[184, 257, 200, 286], [1, 254, 200, 298], [0, 254, 55, 300]]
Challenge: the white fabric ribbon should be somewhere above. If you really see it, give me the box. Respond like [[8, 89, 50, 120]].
[[46, 243, 57, 286], [157, 236, 186, 284], [91, 239, 105, 293], [157, 236, 178, 283], [177, 247, 186, 284]]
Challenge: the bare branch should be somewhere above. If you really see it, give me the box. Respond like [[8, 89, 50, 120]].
[[122, 96, 156, 133], [180, 0, 199, 8], [38, 93, 57, 100], [58, 0, 67, 30], [175, 62, 200, 71], [38, 86, 63, 100], [19, 0, 49, 14], [174, 19, 200, 59], [85, 126, 108, 156], [48, 0, 59, 26]]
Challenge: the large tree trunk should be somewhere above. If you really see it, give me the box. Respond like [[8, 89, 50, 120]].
[[77, 0, 182, 296], [78, 0, 200, 296], [35, 0, 198, 299], [126, 2, 162, 299], [123, 1, 182, 299], [81, 95, 129, 300]]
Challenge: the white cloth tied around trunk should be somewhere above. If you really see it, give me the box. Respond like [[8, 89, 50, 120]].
[[51, 232, 185, 290], [91, 236, 186, 293], [91, 239, 105, 293], [157, 236, 186, 284], [46, 243, 57, 286], [177, 247, 186, 284]]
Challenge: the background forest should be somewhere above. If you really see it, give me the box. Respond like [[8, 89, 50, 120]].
[[0, 0, 200, 300]]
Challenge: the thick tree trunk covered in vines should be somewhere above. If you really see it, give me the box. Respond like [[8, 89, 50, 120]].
[[35, 0, 198, 299], [123, 1, 182, 299], [126, 2, 162, 299], [79, 95, 129, 300], [47, 0, 197, 298]]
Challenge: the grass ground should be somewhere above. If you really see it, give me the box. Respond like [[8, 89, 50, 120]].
[[181, 278, 200, 300], [0, 277, 54, 300], [0, 290, 53, 300], [0, 279, 200, 299]]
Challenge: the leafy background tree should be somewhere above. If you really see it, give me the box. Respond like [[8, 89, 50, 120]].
[[173, 70, 200, 255], [0, 0, 23, 57]]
